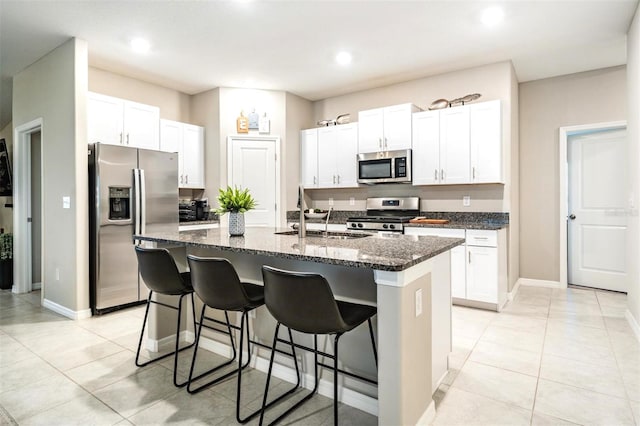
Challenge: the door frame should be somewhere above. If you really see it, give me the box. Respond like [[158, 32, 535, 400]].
[[13, 118, 44, 295], [558, 120, 627, 289], [227, 135, 282, 227]]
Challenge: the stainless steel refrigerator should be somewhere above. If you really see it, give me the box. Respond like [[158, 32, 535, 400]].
[[89, 143, 179, 314]]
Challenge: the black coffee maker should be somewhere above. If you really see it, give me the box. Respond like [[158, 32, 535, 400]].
[[195, 198, 209, 220]]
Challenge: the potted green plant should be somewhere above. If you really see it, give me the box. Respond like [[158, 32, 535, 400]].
[[216, 186, 256, 236], [0, 232, 12, 290]]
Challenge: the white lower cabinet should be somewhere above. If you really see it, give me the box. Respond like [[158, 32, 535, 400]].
[[404, 227, 507, 310]]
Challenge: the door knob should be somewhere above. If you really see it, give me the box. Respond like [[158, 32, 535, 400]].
[[569, 214, 576, 220]]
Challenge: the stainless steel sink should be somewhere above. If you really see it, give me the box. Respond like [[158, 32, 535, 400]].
[[275, 230, 371, 240]]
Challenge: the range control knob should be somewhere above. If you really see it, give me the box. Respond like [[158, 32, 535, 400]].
[[357, 223, 363, 228], [382, 224, 389, 229], [389, 224, 395, 230], [351, 223, 357, 228]]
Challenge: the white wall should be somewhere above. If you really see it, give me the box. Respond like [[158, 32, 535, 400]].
[[626, 4, 640, 328], [12, 38, 89, 313], [0, 122, 13, 233]]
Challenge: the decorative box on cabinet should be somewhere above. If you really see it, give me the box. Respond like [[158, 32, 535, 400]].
[[160, 119, 205, 189], [358, 103, 419, 154], [88, 92, 160, 150]]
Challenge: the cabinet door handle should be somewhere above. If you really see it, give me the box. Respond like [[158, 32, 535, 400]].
[[313, 176, 317, 185], [384, 137, 388, 149], [333, 175, 336, 184], [119, 132, 123, 144], [337, 175, 340, 184], [180, 175, 183, 184], [378, 138, 382, 149], [434, 169, 438, 181], [468, 252, 471, 264], [185, 175, 188, 184], [472, 166, 476, 180], [126, 133, 130, 145], [441, 169, 445, 181]]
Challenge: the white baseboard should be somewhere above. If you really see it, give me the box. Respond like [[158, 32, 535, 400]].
[[416, 400, 436, 426], [32, 282, 41, 290], [516, 278, 562, 289], [507, 279, 521, 301], [198, 335, 379, 417], [626, 310, 640, 343], [42, 298, 92, 320], [146, 330, 195, 352]]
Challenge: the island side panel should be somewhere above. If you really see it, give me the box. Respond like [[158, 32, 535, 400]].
[[374, 257, 436, 426]]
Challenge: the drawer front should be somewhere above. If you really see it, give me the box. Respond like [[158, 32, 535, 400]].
[[466, 229, 497, 247], [404, 227, 465, 239]]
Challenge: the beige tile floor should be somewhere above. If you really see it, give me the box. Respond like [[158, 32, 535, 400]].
[[0, 285, 638, 425]]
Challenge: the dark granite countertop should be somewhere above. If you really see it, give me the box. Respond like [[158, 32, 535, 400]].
[[135, 227, 464, 272], [404, 221, 508, 230], [178, 219, 220, 226]]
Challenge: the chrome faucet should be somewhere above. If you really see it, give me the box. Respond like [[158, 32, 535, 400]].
[[324, 206, 333, 236], [298, 185, 306, 238]]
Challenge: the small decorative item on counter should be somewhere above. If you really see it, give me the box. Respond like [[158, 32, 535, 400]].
[[259, 113, 270, 134], [216, 186, 257, 236], [248, 109, 259, 130], [236, 111, 249, 134]]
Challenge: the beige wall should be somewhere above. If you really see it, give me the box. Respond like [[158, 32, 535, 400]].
[[509, 63, 520, 290], [0, 122, 12, 233], [626, 5, 640, 325], [191, 88, 221, 201], [285, 93, 314, 212], [519, 66, 627, 282], [89, 67, 191, 122], [13, 38, 89, 312]]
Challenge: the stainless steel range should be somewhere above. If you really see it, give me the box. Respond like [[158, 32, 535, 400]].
[[347, 197, 419, 233]]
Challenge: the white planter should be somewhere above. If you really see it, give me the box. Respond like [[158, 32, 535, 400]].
[[228, 212, 245, 236]]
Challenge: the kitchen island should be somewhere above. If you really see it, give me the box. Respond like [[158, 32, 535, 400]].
[[135, 227, 463, 425]]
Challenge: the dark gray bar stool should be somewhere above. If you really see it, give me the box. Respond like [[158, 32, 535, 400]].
[[260, 265, 378, 426], [186, 255, 300, 424], [134, 246, 196, 388]]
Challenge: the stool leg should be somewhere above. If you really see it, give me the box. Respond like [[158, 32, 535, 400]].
[[187, 307, 239, 394], [173, 293, 188, 387], [368, 318, 378, 368], [259, 322, 281, 426], [333, 333, 342, 425], [135, 291, 153, 367]]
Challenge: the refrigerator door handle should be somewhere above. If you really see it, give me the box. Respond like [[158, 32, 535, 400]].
[[133, 168, 141, 239], [139, 169, 146, 235]]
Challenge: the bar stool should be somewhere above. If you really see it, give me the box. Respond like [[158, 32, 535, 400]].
[[259, 265, 378, 426], [134, 246, 197, 388], [186, 255, 300, 424]]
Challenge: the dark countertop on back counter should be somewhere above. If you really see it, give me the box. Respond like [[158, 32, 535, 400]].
[[135, 227, 464, 272], [286, 211, 509, 230]]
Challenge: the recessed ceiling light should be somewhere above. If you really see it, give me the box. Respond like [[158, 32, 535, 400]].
[[335, 51, 352, 66], [481, 6, 504, 27], [130, 37, 151, 54]]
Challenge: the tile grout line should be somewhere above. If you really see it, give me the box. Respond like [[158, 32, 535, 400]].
[[528, 293, 551, 426]]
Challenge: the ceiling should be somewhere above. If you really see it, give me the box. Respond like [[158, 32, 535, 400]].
[[1, 0, 638, 129]]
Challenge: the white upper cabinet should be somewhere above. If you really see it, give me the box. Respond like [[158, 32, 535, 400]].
[[412, 100, 502, 186], [160, 119, 205, 189], [300, 128, 319, 188], [439, 105, 470, 184], [412, 110, 441, 185], [317, 123, 358, 188], [88, 92, 160, 150], [470, 100, 502, 183], [358, 103, 418, 153]]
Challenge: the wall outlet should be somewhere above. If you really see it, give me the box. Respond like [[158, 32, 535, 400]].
[[329, 198, 334, 206], [415, 288, 423, 317], [62, 196, 71, 209], [463, 196, 471, 207], [349, 197, 355, 206]]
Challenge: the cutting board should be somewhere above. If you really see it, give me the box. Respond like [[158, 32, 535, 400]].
[[409, 218, 450, 224]]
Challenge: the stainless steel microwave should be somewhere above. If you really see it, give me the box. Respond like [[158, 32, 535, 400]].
[[357, 149, 412, 184]]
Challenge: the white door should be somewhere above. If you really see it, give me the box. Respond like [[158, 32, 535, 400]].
[[88, 93, 123, 145], [182, 124, 204, 188], [470, 100, 502, 183], [383, 104, 413, 151], [229, 137, 278, 227], [357, 108, 384, 153], [412, 110, 441, 185], [334, 123, 358, 187], [300, 129, 318, 187], [568, 129, 627, 291], [317, 127, 337, 187], [466, 245, 498, 303], [123, 100, 160, 150]]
